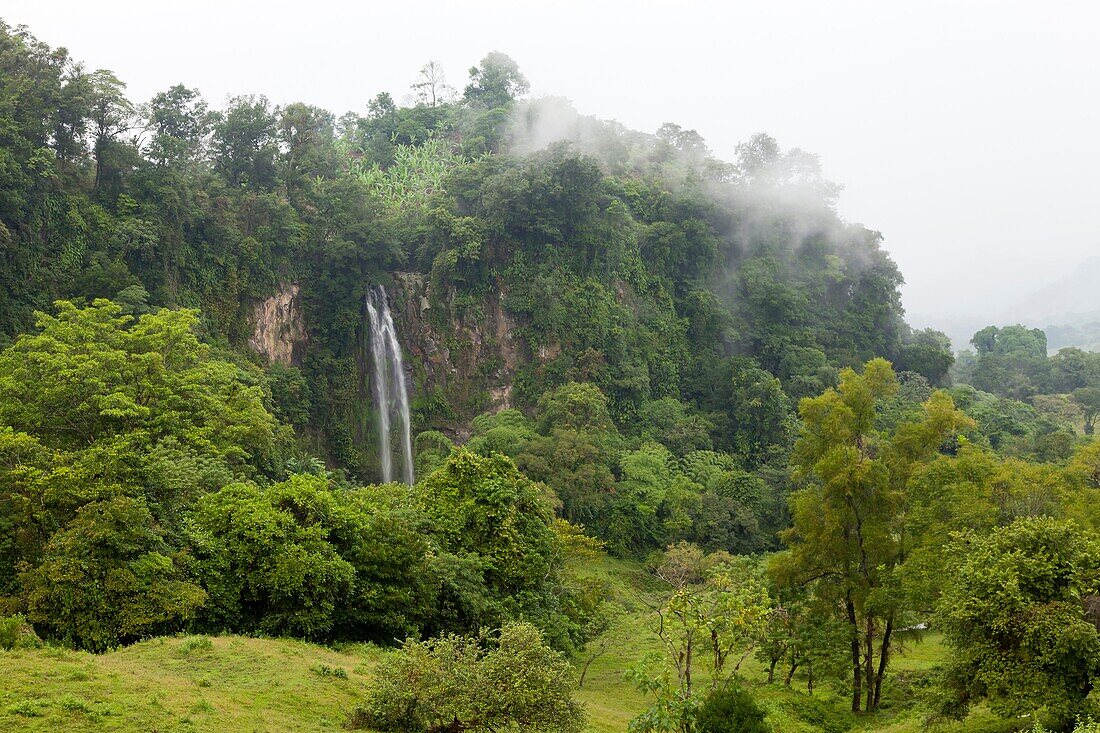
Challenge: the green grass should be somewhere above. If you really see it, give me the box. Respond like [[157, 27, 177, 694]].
[[0, 635, 384, 732], [0, 559, 1034, 732]]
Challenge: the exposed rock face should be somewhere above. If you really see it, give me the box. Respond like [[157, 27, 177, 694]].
[[391, 273, 524, 433], [249, 283, 307, 366]]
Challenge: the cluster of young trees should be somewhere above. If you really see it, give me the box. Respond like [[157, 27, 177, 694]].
[[948, 325, 1100, 462], [958, 324, 1100, 402]]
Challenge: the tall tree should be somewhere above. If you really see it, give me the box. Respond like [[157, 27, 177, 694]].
[[774, 359, 970, 712], [88, 69, 134, 191], [411, 60, 454, 107], [464, 51, 529, 109], [1072, 386, 1100, 436], [143, 84, 213, 166]]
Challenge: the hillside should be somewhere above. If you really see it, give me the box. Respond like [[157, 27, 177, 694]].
[[0, 636, 379, 732], [0, 558, 1028, 733]]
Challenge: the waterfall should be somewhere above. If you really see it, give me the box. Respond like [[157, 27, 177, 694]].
[[366, 285, 415, 485]]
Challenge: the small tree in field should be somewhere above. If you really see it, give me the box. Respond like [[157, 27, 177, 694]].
[[627, 543, 771, 733]]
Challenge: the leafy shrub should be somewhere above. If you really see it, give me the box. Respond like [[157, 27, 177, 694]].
[[310, 664, 348, 679], [57, 694, 93, 713], [696, 684, 768, 733], [6, 699, 44, 717], [349, 622, 584, 733], [178, 636, 214, 656], [0, 613, 42, 650]]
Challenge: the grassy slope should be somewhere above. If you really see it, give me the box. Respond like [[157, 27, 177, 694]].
[[0, 557, 1030, 732], [0, 635, 384, 732]]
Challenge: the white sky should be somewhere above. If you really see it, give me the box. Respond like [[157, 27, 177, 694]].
[[7, 1, 1100, 327]]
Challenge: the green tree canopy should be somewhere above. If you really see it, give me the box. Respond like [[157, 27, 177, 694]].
[[936, 517, 1100, 727]]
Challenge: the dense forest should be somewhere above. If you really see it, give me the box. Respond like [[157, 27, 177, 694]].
[[1, 19, 1099, 733]]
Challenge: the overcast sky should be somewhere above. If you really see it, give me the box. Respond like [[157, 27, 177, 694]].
[[7, 1, 1099, 328]]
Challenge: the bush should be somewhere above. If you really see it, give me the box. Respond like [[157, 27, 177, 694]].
[[310, 664, 348, 679], [350, 622, 584, 733], [178, 636, 214, 656], [696, 684, 768, 733], [0, 613, 42, 651], [22, 497, 205, 652]]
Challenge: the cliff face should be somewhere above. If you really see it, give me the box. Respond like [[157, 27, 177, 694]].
[[390, 273, 525, 438], [249, 283, 307, 366], [249, 276, 528, 447]]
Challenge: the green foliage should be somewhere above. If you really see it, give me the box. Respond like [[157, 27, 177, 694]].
[[0, 300, 284, 629], [948, 384, 1074, 461], [0, 614, 41, 650], [266, 363, 312, 426], [634, 398, 714, 457], [775, 359, 972, 712], [22, 496, 205, 652], [351, 622, 584, 733], [350, 137, 468, 212], [537, 381, 616, 434], [410, 449, 566, 633], [696, 684, 768, 733], [629, 544, 771, 733], [753, 590, 850, 693], [1072, 386, 1100, 435], [464, 52, 530, 109], [0, 300, 275, 463], [309, 663, 348, 679], [935, 517, 1100, 727], [177, 635, 213, 656], [186, 475, 356, 640]]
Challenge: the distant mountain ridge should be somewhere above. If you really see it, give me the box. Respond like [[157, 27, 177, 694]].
[[1006, 255, 1100, 327], [920, 254, 1100, 353]]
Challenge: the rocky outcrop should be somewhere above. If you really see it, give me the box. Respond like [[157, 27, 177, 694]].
[[249, 283, 307, 366], [391, 273, 524, 427]]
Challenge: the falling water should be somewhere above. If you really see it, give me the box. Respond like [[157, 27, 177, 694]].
[[366, 285, 414, 485]]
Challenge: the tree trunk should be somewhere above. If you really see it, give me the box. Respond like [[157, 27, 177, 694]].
[[847, 596, 862, 712], [872, 615, 894, 709], [784, 661, 799, 686], [685, 637, 692, 697], [578, 649, 602, 689], [864, 616, 876, 713], [767, 658, 777, 683], [807, 660, 814, 695]]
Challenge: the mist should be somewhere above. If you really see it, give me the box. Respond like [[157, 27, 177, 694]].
[[5, 0, 1099, 339]]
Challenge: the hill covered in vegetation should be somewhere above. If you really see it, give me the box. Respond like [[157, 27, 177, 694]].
[[1, 19, 1099, 733]]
